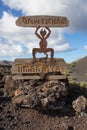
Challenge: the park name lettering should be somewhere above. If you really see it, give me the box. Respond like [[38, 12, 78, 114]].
[[16, 64, 60, 73], [22, 17, 67, 25]]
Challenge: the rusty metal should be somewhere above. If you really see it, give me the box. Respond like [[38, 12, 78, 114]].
[[32, 26, 54, 60]]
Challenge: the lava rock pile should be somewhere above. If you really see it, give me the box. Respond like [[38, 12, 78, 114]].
[[12, 79, 68, 110]]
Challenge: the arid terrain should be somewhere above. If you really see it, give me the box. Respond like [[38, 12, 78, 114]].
[[68, 56, 87, 82], [0, 56, 87, 130]]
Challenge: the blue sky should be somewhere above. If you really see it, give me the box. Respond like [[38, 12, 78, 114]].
[[0, 0, 87, 63]]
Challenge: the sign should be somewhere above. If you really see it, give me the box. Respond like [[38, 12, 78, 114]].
[[15, 63, 60, 74], [16, 15, 69, 27], [11, 58, 66, 75]]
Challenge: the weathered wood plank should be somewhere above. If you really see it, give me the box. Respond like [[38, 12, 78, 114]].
[[12, 75, 41, 80], [16, 15, 69, 27], [12, 74, 66, 80]]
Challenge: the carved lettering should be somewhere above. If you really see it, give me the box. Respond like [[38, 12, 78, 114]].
[[16, 64, 60, 73], [17, 65, 22, 73], [22, 17, 67, 25]]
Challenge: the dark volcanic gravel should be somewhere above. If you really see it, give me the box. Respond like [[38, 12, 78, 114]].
[[0, 100, 87, 130]]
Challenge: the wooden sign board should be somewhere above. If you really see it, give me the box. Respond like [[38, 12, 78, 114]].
[[11, 58, 67, 80], [16, 15, 69, 27], [11, 58, 67, 74]]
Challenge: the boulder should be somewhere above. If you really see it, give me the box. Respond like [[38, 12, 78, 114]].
[[12, 95, 26, 106], [72, 95, 87, 113]]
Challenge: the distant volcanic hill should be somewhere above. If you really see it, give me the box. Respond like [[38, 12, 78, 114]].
[[0, 60, 13, 66], [70, 56, 87, 82]]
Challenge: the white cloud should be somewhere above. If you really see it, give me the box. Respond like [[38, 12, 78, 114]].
[[84, 45, 87, 50], [2, 0, 67, 15], [0, 41, 25, 57], [0, 11, 34, 41], [54, 43, 71, 52]]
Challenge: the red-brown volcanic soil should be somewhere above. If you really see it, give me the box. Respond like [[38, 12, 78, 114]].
[[0, 83, 87, 130], [0, 99, 87, 130]]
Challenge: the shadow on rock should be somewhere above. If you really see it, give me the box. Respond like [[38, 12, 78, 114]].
[[67, 83, 87, 102], [0, 127, 5, 130]]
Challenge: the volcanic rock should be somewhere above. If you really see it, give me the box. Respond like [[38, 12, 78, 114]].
[[72, 95, 87, 113], [4, 75, 15, 96], [12, 80, 68, 110]]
